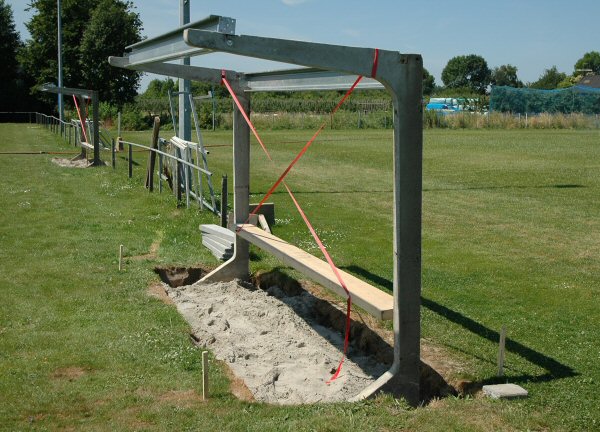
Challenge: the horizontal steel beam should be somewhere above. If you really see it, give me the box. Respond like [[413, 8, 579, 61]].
[[245, 68, 384, 92], [184, 30, 401, 81], [40, 84, 95, 99], [124, 15, 235, 66], [109, 56, 243, 89], [110, 57, 383, 93]]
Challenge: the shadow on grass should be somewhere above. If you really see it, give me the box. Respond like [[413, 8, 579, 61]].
[[424, 183, 585, 192], [342, 265, 577, 387], [251, 184, 585, 196], [251, 189, 393, 195], [118, 155, 141, 166]]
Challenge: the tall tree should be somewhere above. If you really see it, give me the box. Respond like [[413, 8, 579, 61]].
[[574, 51, 600, 75], [441, 54, 491, 94], [530, 66, 566, 89], [20, 0, 142, 108], [422, 68, 435, 96], [491, 64, 523, 88], [21, 0, 95, 94], [0, 0, 22, 110], [80, 0, 143, 106]]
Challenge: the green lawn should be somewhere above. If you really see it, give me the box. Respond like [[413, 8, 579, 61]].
[[0, 123, 598, 431]]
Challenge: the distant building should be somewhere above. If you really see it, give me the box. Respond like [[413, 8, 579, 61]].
[[578, 75, 600, 89]]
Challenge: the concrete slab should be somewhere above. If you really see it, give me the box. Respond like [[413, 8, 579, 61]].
[[203, 234, 234, 251], [203, 245, 233, 261], [482, 384, 528, 399], [202, 238, 233, 256], [200, 224, 235, 240]]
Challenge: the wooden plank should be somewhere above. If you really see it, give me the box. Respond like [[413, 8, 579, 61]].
[[236, 224, 393, 320]]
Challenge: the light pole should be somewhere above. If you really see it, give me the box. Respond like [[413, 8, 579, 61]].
[[57, 0, 64, 127], [179, 0, 191, 140]]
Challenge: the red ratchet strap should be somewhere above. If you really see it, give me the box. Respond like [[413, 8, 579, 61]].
[[220, 48, 379, 383], [221, 70, 272, 161], [245, 48, 379, 219], [72, 95, 89, 143], [371, 48, 379, 78], [243, 73, 366, 222], [284, 183, 351, 384]]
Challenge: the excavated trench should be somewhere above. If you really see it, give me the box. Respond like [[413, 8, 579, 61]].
[[154, 265, 207, 288], [155, 266, 455, 402]]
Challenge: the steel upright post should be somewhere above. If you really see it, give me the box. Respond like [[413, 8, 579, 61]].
[[179, 0, 192, 140], [57, 0, 64, 131], [390, 55, 423, 405], [201, 89, 250, 282]]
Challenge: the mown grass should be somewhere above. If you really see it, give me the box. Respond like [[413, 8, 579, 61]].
[[1, 123, 599, 431]]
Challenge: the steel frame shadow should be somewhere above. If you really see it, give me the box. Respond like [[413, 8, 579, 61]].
[[342, 265, 577, 386]]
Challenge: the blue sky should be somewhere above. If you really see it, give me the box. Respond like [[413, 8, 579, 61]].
[[7, 0, 600, 90]]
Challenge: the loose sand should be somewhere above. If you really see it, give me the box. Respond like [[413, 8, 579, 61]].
[[51, 157, 90, 168], [165, 279, 388, 404]]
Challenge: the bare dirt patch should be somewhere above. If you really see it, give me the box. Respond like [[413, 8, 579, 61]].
[[51, 157, 91, 168], [157, 389, 203, 408], [147, 282, 174, 305], [51, 366, 87, 382], [222, 362, 255, 402], [131, 232, 163, 261]]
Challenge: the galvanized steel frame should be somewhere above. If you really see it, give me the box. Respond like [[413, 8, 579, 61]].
[[109, 16, 422, 405], [40, 84, 101, 166]]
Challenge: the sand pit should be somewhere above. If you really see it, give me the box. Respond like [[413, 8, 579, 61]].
[[165, 279, 388, 404]]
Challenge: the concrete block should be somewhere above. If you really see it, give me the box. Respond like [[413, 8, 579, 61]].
[[249, 203, 275, 226], [482, 383, 528, 399]]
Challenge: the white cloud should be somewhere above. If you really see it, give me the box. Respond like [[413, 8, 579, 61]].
[[281, 0, 310, 6]]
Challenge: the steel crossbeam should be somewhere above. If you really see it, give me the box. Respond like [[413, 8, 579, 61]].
[[123, 15, 235, 66]]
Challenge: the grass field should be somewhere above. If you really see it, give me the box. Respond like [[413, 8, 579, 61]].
[[0, 122, 599, 431]]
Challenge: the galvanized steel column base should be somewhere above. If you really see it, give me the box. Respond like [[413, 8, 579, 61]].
[[201, 89, 250, 283]]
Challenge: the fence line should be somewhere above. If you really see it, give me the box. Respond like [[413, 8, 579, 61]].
[[118, 137, 219, 212]]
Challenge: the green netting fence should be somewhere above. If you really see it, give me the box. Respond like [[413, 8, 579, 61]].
[[490, 85, 600, 114]]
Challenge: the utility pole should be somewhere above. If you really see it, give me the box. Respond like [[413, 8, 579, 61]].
[[179, 0, 191, 140], [57, 0, 64, 127]]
